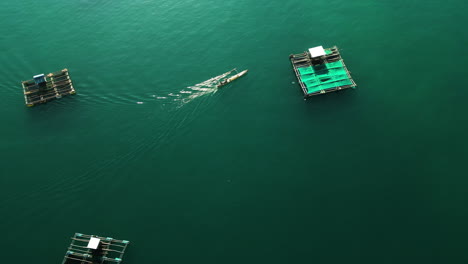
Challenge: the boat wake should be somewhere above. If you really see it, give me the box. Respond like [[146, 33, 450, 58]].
[[152, 69, 236, 107]]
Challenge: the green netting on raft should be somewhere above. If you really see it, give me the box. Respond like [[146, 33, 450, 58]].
[[303, 74, 350, 87], [298, 67, 314, 75], [301, 67, 348, 79], [297, 60, 345, 75], [325, 49, 333, 55], [296, 60, 353, 94], [306, 79, 353, 94]]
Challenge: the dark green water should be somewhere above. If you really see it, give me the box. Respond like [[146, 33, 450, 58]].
[[1, 0, 467, 263]]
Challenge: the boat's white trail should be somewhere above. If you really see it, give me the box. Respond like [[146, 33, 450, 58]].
[[153, 69, 236, 107]]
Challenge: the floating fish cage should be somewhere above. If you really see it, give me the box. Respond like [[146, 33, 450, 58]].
[[21, 68, 75, 107], [61, 233, 129, 264], [290, 46, 356, 98]]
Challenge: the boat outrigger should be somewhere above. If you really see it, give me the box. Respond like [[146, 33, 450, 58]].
[[217, 68, 248, 88]]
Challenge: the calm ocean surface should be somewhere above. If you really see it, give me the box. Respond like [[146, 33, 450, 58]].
[[1, 0, 467, 263]]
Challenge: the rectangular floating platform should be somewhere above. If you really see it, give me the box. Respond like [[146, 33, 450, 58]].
[[62, 233, 129, 264], [290, 46, 356, 98], [21, 68, 75, 107]]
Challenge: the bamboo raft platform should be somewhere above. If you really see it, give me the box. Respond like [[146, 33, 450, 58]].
[[21, 68, 75, 107], [289, 46, 356, 98], [61, 233, 129, 264]]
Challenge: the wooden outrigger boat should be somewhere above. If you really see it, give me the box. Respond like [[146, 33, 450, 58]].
[[217, 69, 248, 88]]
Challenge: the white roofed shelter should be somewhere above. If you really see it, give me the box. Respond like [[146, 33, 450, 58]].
[[308, 46, 326, 58], [87, 237, 101, 249]]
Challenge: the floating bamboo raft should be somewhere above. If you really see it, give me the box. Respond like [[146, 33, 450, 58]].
[[290, 46, 356, 98], [21, 68, 75, 107], [61, 233, 129, 264]]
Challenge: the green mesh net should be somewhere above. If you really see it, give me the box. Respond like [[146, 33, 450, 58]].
[[297, 60, 353, 94]]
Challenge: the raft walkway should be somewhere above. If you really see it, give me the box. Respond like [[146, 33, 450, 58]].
[[290, 46, 356, 98], [21, 68, 75, 106], [62, 233, 129, 264]]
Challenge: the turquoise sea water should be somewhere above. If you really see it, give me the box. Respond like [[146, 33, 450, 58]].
[[1, 0, 467, 263]]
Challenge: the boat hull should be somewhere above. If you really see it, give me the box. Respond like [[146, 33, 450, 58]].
[[217, 70, 248, 87]]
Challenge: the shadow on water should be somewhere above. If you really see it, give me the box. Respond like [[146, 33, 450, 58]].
[[23, 96, 82, 129], [303, 88, 358, 112], [295, 89, 361, 128]]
